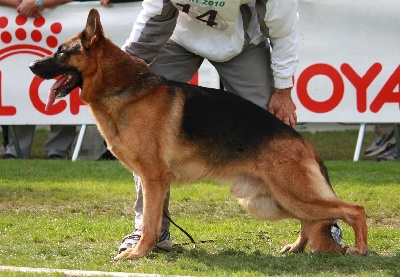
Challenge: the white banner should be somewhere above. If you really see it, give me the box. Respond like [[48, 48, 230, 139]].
[[293, 0, 400, 123], [0, 0, 399, 125]]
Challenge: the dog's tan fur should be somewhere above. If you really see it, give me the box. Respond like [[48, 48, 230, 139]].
[[30, 9, 368, 260]]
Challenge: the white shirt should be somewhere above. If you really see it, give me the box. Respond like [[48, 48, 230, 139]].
[[123, 0, 299, 89]]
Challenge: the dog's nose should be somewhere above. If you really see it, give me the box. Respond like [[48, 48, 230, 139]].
[[29, 61, 41, 74], [29, 62, 36, 71]]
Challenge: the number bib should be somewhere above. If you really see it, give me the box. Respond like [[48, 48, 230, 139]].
[[171, 0, 242, 34]]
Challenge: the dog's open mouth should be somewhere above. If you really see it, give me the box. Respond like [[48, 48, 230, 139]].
[[46, 73, 81, 110]]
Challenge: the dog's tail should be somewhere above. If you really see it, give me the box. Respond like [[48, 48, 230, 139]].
[[317, 157, 334, 190]]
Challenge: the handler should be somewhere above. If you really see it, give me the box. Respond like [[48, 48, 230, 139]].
[[100, 0, 342, 252]]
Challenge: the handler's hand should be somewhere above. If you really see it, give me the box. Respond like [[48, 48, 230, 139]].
[[100, 0, 112, 7], [268, 88, 297, 128], [17, 0, 42, 18]]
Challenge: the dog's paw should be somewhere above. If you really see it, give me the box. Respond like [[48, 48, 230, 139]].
[[280, 244, 292, 254], [113, 248, 149, 260], [280, 244, 303, 254], [345, 246, 368, 256], [113, 248, 134, 261]]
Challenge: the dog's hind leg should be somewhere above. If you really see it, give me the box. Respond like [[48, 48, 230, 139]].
[[280, 220, 347, 254], [307, 220, 346, 254], [263, 157, 368, 255], [271, 184, 368, 255], [231, 176, 346, 254], [231, 181, 310, 253], [335, 201, 368, 255], [241, 195, 344, 255], [281, 219, 346, 254]]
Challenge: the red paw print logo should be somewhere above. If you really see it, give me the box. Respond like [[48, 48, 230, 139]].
[[0, 14, 61, 46], [0, 14, 62, 60], [0, 14, 68, 117]]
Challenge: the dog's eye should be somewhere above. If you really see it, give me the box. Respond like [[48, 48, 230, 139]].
[[56, 52, 64, 60], [57, 46, 67, 56], [56, 47, 67, 58]]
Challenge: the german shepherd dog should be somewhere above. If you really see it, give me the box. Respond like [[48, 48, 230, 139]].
[[30, 9, 368, 260]]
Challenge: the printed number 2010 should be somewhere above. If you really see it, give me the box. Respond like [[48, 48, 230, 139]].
[[203, 0, 225, 7], [188, 0, 225, 6]]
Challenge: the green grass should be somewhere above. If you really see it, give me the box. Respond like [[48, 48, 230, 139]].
[[300, 130, 375, 161], [0, 129, 399, 276]]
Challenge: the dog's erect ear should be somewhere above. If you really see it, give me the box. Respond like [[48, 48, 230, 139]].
[[81, 9, 104, 49]]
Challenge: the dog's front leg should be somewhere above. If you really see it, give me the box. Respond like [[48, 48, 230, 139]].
[[114, 176, 169, 260]]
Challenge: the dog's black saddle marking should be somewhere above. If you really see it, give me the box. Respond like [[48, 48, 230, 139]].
[[165, 80, 301, 164]]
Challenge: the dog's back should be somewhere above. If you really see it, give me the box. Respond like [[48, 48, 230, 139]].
[[167, 79, 301, 161]]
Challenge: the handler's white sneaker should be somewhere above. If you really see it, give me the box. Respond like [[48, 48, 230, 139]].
[[119, 229, 173, 253], [331, 223, 345, 248], [365, 131, 396, 157], [376, 144, 398, 161]]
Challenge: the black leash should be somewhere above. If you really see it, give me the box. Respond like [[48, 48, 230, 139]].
[[162, 212, 270, 249], [163, 211, 196, 249]]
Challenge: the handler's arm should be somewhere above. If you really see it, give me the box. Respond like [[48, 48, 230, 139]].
[[16, 0, 72, 18], [0, 0, 21, 8], [122, 0, 179, 63], [257, 0, 299, 127]]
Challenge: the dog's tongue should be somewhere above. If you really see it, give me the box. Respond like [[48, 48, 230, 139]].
[[45, 75, 68, 111]]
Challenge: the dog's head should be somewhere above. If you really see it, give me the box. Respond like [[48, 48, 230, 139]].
[[29, 9, 105, 110]]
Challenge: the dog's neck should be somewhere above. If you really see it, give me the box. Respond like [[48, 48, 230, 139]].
[[80, 40, 151, 104]]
